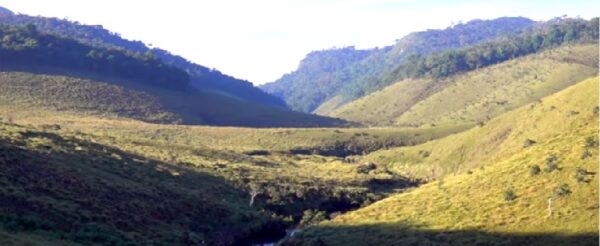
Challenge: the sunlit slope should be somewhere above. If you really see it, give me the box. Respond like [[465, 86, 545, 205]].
[[361, 76, 598, 179], [292, 77, 599, 245], [329, 44, 598, 127], [0, 72, 348, 127]]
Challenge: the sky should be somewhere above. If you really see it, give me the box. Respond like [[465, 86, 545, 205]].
[[0, 0, 597, 84]]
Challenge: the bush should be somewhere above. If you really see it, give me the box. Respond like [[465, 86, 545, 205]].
[[299, 210, 327, 227], [580, 149, 592, 160], [544, 154, 559, 173], [523, 139, 536, 148], [529, 165, 541, 176], [356, 163, 377, 174], [243, 150, 270, 156], [503, 188, 517, 201], [555, 184, 572, 197], [584, 136, 598, 148], [575, 168, 591, 183]]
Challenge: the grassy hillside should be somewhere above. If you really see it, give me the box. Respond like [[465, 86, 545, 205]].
[[0, 122, 283, 245], [290, 77, 599, 245], [0, 71, 349, 127], [0, 102, 473, 244], [330, 44, 598, 126]]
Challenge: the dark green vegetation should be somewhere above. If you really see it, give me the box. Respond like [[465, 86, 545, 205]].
[[0, 9, 285, 108], [384, 17, 598, 83], [0, 24, 189, 90], [261, 17, 535, 113], [0, 123, 281, 245]]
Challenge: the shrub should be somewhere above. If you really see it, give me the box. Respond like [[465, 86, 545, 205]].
[[243, 150, 270, 156], [575, 168, 591, 183], [566, 111, 579, 117], [584, 136, 598, 148], [580, 149, 592, 160], [530, 165, 541, 176], [356, 163, 377, 174], [523, 139, 536, 148], [419, 150, 431, 158], [544, 154, 559, 173], [39, 124, 61, 131], [555, 184, 572, 197], [503, 188, 517, 201], [299, 210, 327, 227]]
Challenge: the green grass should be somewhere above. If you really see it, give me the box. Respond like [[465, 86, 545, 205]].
[[0, 97, 471, 244], [290, 77, 599, 245], [329, 43, 598, 127], [0, 71, 348, 127], [0, 122, 281, 245]]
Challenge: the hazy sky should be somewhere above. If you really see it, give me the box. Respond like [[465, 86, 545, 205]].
[[0, 0, 597, 84]]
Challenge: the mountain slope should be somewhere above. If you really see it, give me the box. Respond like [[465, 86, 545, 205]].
[[0, 7, 286, 108], [290, 76, 599, 245], [0, 122, 281, 245], [260, 46, 375, 112], [262, 17, 535, 113], [330, 43, 598, 126], [0, 17, 348, 127], [0, 71, 348, 127]]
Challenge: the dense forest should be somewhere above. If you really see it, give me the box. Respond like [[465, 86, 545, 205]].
[[379, 17, 600, 88], [0, 11, 286, 107], [0, 24, 190, 90], [261, 17, 536, 113], [261, 46, 375, 112]]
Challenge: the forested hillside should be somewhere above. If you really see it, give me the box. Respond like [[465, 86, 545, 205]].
[[0, 24, 189, 90], [260, 47, 376, 112], [0, 9, 286, 107], [262, 17, 535, 113]]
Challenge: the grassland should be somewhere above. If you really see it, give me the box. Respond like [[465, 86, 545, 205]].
[[0, 121, 281, 245], [0, 71, 348, 128], [0, 107, 468, 202], [290, 77, 599, 245], [0, 89, 472, 245], [329, 44, 598, 127]]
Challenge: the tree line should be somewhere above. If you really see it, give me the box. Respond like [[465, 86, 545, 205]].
[[0, 24, 190, 90], [336, 18, 598, 100], [382, 18, 599, 85]]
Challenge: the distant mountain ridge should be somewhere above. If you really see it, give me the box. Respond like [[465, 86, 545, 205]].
[[261, 17, 536, 113], [0, 7, 286, 108]]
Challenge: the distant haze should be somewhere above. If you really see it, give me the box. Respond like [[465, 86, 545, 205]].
[[1, 0, 597, 84]]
